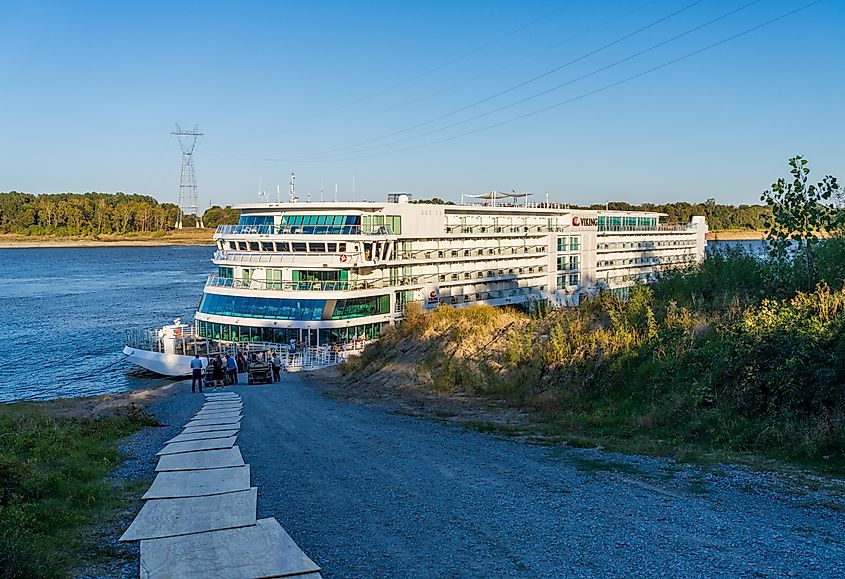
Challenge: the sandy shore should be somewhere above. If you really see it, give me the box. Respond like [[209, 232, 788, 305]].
[[0, 234, 214, 248], [28, 379, 189, 418], [706, 230, 766, 241]]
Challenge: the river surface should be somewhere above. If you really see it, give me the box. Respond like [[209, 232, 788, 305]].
[[0, 240, 764, 402], [0, 246, 214, 402]]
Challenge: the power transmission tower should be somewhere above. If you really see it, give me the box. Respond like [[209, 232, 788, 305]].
[[173, 124, 204, 228]]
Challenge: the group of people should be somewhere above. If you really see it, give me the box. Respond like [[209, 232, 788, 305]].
[[189, 349, 283, 393]]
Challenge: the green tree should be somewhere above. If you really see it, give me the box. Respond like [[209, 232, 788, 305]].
[[761, 156, 839, 290]]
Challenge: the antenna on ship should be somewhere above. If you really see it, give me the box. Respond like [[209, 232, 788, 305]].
[[289, 172, 297, 203], [320, 181, 324, 203], [173, 124, 204, 229], [277, 185, 281, 203], [334, 184, 338, 202]]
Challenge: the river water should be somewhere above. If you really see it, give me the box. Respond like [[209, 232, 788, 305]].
[[0, 240, 765, 402], [0, 246, 213, 402]]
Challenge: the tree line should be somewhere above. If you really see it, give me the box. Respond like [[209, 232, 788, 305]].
[[0, 191, 802, 236], [0, 191, 240, 236]]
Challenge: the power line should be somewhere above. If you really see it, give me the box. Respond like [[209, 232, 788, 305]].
[[207, 3, 578, 143], [304, 0, 762, 162], [203, 1, 664, 165], [311, 0, 823, 163], [335, 1, 580, 109], [296, 0, 705, 161]]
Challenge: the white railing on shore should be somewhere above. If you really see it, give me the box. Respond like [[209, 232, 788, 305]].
[[125, 325, 370, 372]]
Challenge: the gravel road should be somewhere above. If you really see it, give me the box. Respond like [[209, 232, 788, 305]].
[[226, 374, 845, 579]]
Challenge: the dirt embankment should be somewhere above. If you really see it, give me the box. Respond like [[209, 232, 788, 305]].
[[320, 305, 537, 432]]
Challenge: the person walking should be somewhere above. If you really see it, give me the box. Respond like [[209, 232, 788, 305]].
[[271, 352, 282, 382], [212, 354, 225, 387], [190, 354, 204, 393], [226, 353, 238, 384], [235, 350, 246, 373]]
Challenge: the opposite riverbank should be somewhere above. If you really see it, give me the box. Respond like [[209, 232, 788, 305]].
[[0, 229, 214, 248]]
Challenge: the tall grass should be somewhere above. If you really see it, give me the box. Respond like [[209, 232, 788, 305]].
[[0, 404, 156, 578], [349, 239, 845, 467]]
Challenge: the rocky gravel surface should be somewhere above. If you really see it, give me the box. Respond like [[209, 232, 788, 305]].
[[234, 374, 845, 579], [99, 376, 845, 578]]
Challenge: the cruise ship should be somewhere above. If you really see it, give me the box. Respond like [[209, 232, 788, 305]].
[[124, 192, 707, 375]]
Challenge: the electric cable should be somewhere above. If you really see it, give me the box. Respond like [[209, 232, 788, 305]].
[[304, 0, 763, 161], [295, 0, 705, 161], [307, 0, 821, 163]]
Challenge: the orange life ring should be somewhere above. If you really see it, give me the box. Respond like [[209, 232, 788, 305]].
[[174, 327, 182, 337], [429, 290, 437, 299], [339, 254, 348, 263]]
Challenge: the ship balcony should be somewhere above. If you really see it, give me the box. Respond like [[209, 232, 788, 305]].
[[213, 250, 355, 267], [215, 224, 395, 237], [205, 275, 416, 293], [598, 223, 697, 234]]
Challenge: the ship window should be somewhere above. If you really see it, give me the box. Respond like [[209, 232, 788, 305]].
[[327, 243, 337, 252], [229, 241, 237, 250], [275, 242, 289, 252], [261, 242, 273, 252], [338, 243, 347, 252], [238, 242, 247, 251], [330, 295, 390, 319], [238, 215, 274, 225], [310, 243, 326, 252], [249, 242, 259, 251], [292, 242, 307, 252]]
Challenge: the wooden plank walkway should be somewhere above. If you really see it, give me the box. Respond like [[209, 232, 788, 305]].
[[120, 389, 323, 578]]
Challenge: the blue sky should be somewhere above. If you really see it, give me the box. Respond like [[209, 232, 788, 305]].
[[1, 0, 843, 207]]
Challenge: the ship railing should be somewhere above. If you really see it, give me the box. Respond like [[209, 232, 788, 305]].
[[215, 224, 395, 236], [125, 325, 212, 357], [205, 275, 424, 292], [213, 251, 351, 265], [200, 340, 371, 371], [598, 223, 696, 233], [125, 327, 372, 371]]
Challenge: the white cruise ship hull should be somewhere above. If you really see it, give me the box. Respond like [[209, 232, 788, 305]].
[[123, 345, 194, 376]]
